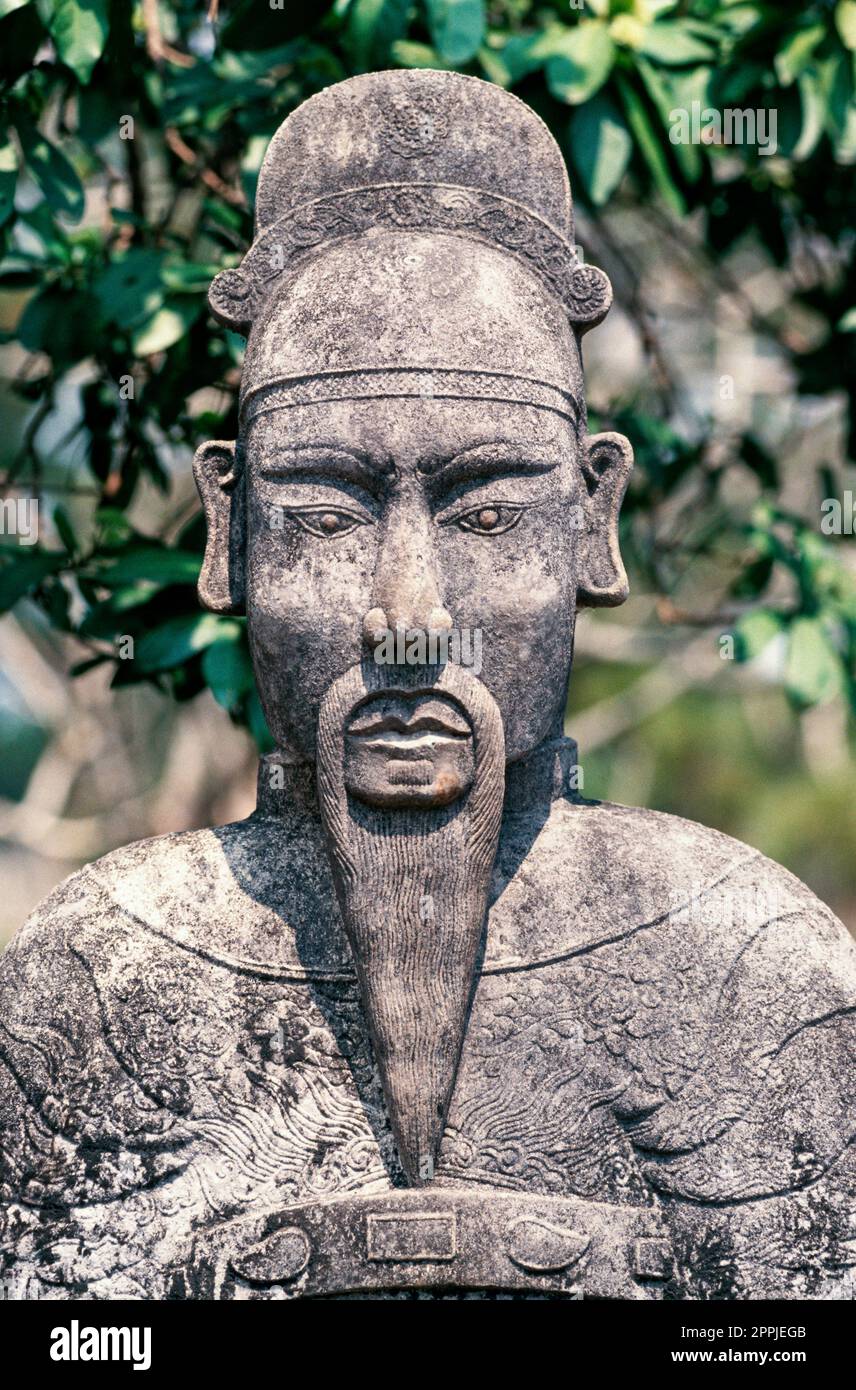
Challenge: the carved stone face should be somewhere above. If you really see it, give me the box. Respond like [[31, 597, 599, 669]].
[[244, 394, 578, 765], [195, 232, 633, 773]]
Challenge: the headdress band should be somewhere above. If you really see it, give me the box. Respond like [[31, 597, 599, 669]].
[[240, 367, 581, 425]]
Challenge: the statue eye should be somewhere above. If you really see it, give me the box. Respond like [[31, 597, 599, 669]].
[[285, 507, 368, 538], [450, 504, 525, 536]]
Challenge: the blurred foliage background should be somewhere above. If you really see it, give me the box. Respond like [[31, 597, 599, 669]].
[[0, 0, 854, 944]]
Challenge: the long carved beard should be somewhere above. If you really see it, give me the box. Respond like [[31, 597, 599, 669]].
[[316, 661, 505, 1186]]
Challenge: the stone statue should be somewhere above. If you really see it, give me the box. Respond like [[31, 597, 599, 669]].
[[2, 71, 854, 1302]]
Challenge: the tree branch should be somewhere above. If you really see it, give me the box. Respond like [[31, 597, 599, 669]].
[[165, 127, 247, 208]]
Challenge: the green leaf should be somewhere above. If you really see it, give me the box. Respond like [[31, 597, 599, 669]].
[[391, 40, 444, 69], [616, 75, 685, 215], [838, 307, 856, 330], [638, 21, 716, 66], [479, 33, 544, 86], [817, 51, 853, 141], [17, 285, 96, 363], [135, 614, 235, 674], [48, 0, 109, 83], [77, 84, 117, 143], [836, 1, 856, 51], [774, 24, 826, 87], [0, 126, 18, 226], [131, 298, 201, 356], [79, 587, 161, 635], [636, 58, 705, 182], [347, 0, 410, 71], [202, 633, 254, 710], [571, 95, 632, 206], [425, 0, 485, 67], [215, 43, 300, 82], [14, 113, 84, 222], [245, 687, 274, 753], [53, 505, 76, 555], [160, 260, 221, 293], [770, 85, 803, 161], [0, 0, 31, 16], [785, 617, 843, 706], [16, 200, 71, 262], [92, 249, 165, 329], [91, 548, 201, 588], [793, 73, 826, 161], [740, 435, 778, 490], [834, 96, 856, 163], [797, 529, 843, 589], [733, 609, 782, 662], [94, 508, 134, 549], [542, 20, 615, 106], [0, 1, 43, 85], [0, 548, 66, 612], [730, 553, 774, 601]]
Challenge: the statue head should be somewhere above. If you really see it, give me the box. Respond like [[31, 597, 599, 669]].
[[194, 71, 633, 1184]]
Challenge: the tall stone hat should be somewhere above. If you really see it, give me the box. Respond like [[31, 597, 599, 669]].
[[208, 68, 612, 338]]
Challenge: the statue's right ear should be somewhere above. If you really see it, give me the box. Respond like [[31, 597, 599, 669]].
[[192, 440, 246, 614]]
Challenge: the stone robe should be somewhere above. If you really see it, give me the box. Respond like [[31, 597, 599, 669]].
[[1, 744, 854, 1299]]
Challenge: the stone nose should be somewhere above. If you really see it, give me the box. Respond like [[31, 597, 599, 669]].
[[362, 604, 453, 649], [363, 511, 453, 651]]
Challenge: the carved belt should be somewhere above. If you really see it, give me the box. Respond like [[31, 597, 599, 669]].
[[196, 1189, 673, 1299]]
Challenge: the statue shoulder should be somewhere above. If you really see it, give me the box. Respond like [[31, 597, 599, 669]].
[[3, 825, 217, 959], [488, 794, 853, 971], [0, 824, 238, 1012], [0, 825, 236, 1107], [3, 809, 347, 983]]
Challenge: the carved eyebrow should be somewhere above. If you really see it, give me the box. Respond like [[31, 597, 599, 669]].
[[256, 444, 391, 495], [421, 441, 562, 491]]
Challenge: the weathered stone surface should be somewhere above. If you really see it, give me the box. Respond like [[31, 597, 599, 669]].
[[2, 70, 855, 1300]]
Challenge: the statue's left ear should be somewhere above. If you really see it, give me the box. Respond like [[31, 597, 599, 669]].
[[193, 440, 246, 614], [576, 431, 633, 608]]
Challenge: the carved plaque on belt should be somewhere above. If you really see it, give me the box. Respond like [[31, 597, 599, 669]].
[[197, 1189, 672, 1300]]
